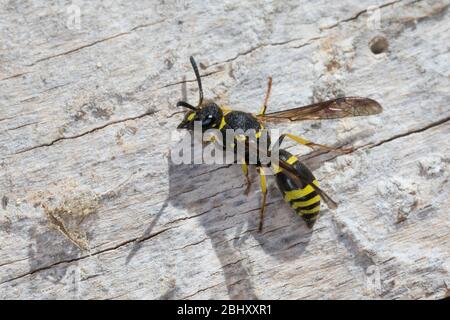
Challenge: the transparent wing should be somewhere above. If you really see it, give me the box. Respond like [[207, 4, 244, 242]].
[[257, 97, 382, 122]]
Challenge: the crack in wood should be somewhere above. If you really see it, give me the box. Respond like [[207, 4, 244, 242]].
[[157, 69, 224, 90], [10, 110, 156, 156], [366, 116, 450, 150], [6, 121, 39, 131], [208, 36, 322, 68], [303, 116, 450, 165], [174, 237, 209, 251], [181, 282, 223, 299], [0, 72, 31, 82], [0, 226, 173, 286], [26, 20, 166, 67], [321, 0, 403, 30]]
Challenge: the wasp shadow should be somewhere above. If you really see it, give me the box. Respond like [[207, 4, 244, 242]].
[[127, 144, 320, 299]]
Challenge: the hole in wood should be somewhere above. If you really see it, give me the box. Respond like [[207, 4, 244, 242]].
[[369, 36, 389, 54]]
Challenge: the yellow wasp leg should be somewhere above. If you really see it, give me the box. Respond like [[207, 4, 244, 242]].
[[257, 167, 268, 232], [258, 77, 272, 116], [242, 161, 252, 196], [282, 133, 352, 153], [202, 134, 217, 145]]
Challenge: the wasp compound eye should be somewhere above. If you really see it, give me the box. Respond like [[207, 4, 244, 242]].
[[201, 114, 214, 127]]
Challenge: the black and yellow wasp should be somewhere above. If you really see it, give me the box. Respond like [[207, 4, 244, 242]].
[[176, 56, 382, 231]]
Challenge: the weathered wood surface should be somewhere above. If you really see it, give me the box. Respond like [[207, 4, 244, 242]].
[[0, 0, 449, 299]]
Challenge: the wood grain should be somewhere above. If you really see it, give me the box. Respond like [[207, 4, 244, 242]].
[[0, 0, 449, 299]]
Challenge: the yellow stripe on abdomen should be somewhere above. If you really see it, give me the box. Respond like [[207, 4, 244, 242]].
[[284, 180, 319, 202], [291, 195, 320, 209], [297, 205, 320, 215]]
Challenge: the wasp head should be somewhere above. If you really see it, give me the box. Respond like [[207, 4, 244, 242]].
[[177, 101, 223, 131], [176, 56, 222, 131]]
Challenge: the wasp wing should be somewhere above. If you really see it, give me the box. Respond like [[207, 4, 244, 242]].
[[257, 97, 382, 122]]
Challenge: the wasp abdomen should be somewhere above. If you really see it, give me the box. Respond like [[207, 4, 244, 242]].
[[284, 180, 321, 228], [274, 149, 321, 228]]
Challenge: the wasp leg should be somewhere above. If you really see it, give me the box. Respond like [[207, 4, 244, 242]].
[[242, 161, 252, 196], [279, 133, 352, 153], [257, 166, 268, 232], [258, 77, 273, 116], [202, 134, 217, 146]]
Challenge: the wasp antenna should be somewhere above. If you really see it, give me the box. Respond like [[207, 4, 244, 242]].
[[189, 56, 203, 107], [177, 101, 197, 111]]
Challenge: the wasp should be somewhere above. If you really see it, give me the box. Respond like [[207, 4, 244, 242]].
[[176, 56, 382, 232]]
